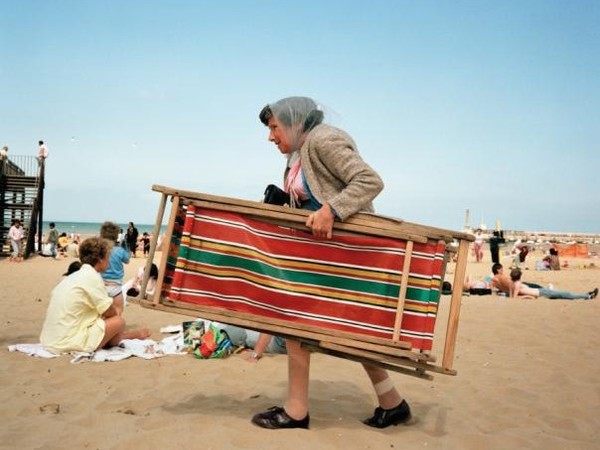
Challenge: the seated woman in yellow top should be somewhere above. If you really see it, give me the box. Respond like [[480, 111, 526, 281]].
[[40, 237, 150, 354], [57, 233, 70, 253]]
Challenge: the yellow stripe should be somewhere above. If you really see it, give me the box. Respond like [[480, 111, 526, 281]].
[[404, 303, 439, 314], [188, 238, 402, 283], [176, 260, 399, 308]]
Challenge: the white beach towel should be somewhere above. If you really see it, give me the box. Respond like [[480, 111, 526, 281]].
[[8, 343, 60, 359], [8, 333, 187, 364]]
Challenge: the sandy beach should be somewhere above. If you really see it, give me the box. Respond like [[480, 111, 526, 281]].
[[1, 248, 599, 450]]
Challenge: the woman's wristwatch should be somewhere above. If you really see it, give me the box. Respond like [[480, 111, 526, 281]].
[[251, 352, 262, 360]]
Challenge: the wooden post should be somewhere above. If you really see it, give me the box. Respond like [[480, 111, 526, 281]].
[[152, 194, 180, 305], [392, 240, 414, 342], [140, 192, 168, 300], [441, 238, 470, 370], [37, 160, 45, 253]]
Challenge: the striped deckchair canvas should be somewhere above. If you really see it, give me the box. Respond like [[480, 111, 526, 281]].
[[165, 204, 446, 351]]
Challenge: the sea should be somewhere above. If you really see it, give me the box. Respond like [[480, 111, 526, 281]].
[[41, 221, 167, 238]]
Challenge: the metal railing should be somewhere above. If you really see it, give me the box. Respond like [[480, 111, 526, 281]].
[[1, 155, 41, 177]]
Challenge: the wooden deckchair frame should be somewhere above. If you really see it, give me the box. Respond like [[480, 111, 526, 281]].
[[139, 185, 473, 380]]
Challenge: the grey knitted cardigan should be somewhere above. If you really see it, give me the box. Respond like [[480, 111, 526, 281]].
[[288, 124, 384, 221]]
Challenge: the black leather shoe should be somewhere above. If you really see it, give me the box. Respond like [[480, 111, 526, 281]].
[[363, 400, 412, 428], [251, 406, 310, 429]]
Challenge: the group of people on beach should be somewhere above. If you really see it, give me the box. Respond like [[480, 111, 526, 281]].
[[32, 96, 598, 434], [116, 222, 150, 258], [471, 229, 571, 273], [7, 220, 81, 262], [39, 222, 81, 259], [30, 222, 151, 261], [113, 223, 152, 258], [457, 262, 597, 300]]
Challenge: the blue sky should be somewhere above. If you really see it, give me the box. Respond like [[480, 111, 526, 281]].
[[1, 1, 598, 232]]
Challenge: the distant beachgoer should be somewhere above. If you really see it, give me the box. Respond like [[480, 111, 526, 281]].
[[58, 232, 70, 253], [141, 232, 151, 256], [473, 229, 484, 263], [511, 239, 529, 268], [126, 222, 139, 258], [117, 228, 125, 248], [489, 231, 502, 264], [536, 257, 551, 271], [518, 245, 529, 263], [40, 237, 151, 354], [65, 242, 80, 258], [509, 268, 597, 300], [8, 219, 24, 262], [536, 249, 561, 271], [549, 248, 560, 271], [489, 233, 499, 264], [45, 223, 60, 259], [38, 140, 49, 160]]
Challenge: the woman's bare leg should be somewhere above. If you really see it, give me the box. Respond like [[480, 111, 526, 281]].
[[284, 339, 311, 420], [362, 364, 402, 409], [362, 363, 412, 428], [97, 316, 150, 349]]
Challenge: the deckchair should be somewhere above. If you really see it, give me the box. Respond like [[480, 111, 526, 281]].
[[139, 185, 473, 380]]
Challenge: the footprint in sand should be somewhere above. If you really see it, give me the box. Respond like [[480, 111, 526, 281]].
[[40, 403, 60, 414]]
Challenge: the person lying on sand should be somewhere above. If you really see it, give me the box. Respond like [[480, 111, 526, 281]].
[[509, 268, 598, 300], [441, 276, 492, 296], [490, 263, 511, 294], [40, 237, 150, 354], [490, 263, 544, 295], [218, 325, 287, 362], [463, 275, 492, 295]]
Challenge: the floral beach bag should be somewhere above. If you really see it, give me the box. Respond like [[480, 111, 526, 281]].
[[183, 320, 233, 359]]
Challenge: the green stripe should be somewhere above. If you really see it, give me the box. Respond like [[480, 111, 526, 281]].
[[182, 245, 399, 299], [405, 287, 440, 304]]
